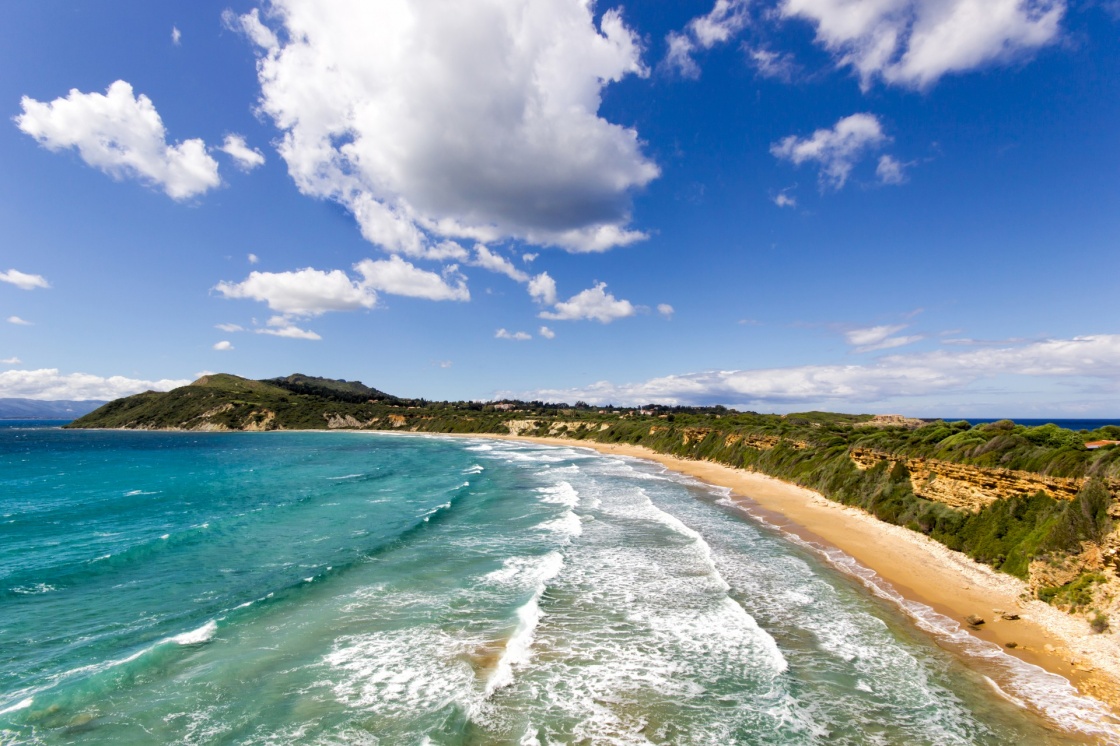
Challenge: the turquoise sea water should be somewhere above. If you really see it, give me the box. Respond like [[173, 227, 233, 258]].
[[2, 425, 1118, 745]]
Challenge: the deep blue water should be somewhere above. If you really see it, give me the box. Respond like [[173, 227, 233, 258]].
[[949, 419, 1120, 432], [1, 427, 1116, 744]]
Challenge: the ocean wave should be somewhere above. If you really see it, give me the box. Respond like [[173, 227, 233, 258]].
[[724, 498, 1120, 742], [9, 583, 56, 595], [485, 552, 565, 696], [170, 619, 218, 646], [535, 481, 579, 509], [534, 511, 583, 540]]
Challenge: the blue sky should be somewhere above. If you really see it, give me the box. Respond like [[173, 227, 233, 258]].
[[1, 0, 1118, 416]]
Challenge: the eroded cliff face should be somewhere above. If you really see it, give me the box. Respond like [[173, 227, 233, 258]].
[[850, 448, 1120, 512]]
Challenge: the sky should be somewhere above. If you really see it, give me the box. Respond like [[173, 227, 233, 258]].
[[1, 0, 1118, 417]]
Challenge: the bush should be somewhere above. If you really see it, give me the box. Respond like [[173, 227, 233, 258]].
[[1047, 480, 1113, 552]]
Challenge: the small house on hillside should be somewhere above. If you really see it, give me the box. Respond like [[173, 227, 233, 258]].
[[1085, 440, 1120, 450]]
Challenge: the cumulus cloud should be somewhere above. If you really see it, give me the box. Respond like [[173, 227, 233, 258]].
[[528, 272, 559, 306], [539, 325, 556, 339], [172, 26, 182, 45], [511, 334, 1120, 407], [657, 303, 675, 319], [355, 257, 469, 302], [228, 0, 658, 254], [216, 257, 468, 331], [213, 340, 234, 351], [215, 267, 377, 316], [0, 368, 191, 401], [771, 113, 889, 190], [773, 192, 797, 208], [540, 282, 636, 323], [8, 316, 32, 326], [15, 80, 221, 200], [845, 323, 923, 352], [781, 0, 1065, 89], [1, 357, 21, 365], [219, 134, 265, 171], [0, 269, 50, 290], [496, 328, 532, 341], [664, 0, 751, 78], [248, 253, 260, 264]]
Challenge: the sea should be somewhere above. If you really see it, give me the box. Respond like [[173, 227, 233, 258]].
[[2, 422, 1119, 745], [948, 419, 1120, 432]]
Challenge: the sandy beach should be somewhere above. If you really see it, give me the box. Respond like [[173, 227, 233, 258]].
[[479, 433, 1120, 719]]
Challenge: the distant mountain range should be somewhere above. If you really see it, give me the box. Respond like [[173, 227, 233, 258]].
[[0, 398, 108, 420]]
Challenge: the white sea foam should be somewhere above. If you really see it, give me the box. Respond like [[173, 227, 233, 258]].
[[463, 464, 484, 474], [171, 619, 217, 645], [323, 627, 475, 719], [11, 583, 56, 595], [535, 481, 579, 508], [421, 501, 452, 522], [325, 473, 363, 480], [535, 511, 583, 540], [123, 489, 160, 496], [722, 498, 1120, 742], [486, 552, 564, 696], [0, 697, 33, 716]]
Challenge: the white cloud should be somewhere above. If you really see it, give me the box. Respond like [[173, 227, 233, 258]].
[[0, 269, 50, 290], [747, 47, 798, 81], [219, 134, 265, 171], [512, 334, 1120, 407], [257, 317, 321, 340], [773, 192, 797, 208], [540, 282, 636, 323], [845, 323, 923, 352], [230, 0, 658, 254], [781, 0, 1065, 89], [771, 113, 889, 190], [496, 328, 532, 341], [215, 267, 377, 316], [8, 316, 32, 326], [171, 26, 182, 45], [355, 256, 469, 302], [528, 272, 559, 306], [664, 0, 751, 78], [15, 80, 221, 200], [216, 257, 468, 326], [522, 253, 539, 264], [472, 244, 528, 282], [248, 253, 260, 264], [438, 360, 453, 369], [876, 154, 907, 185], [1, 357, 21, 365], [657, 303, 675, 319], [0, 368, 191, 401], [213, 340, 234, 351], [539, 325, 556, 339], [215, 323, 244, 332]]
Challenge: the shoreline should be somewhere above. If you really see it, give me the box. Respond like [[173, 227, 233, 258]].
[[466, 433, 1120, 726]]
